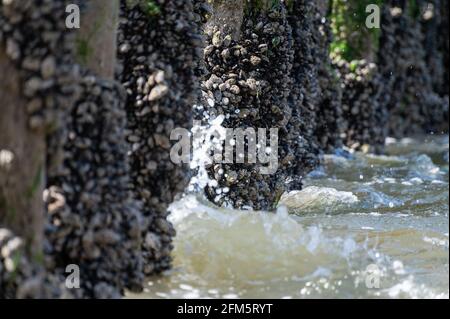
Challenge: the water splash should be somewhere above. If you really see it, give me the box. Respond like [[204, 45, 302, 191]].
[[127, 135, 449, 299]]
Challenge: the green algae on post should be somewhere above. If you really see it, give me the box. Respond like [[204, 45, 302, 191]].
[[330, 0, 384, 62], [126, 0, 161, 16]]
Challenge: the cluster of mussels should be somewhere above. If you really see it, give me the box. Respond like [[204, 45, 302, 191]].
[[335, 59, 388, 154], [0, 0, 81, 298], [45, 76, 144, 298], [0, 0, 79, 138], [420, 0, 448, 97], [117, 0, 202, 275], [326, 1, 388, 154], [309, 1, 345, 152], [286, 0, 322, 184], [200, 3, 303, 210], [0, 0, 149, 299], [438, 0, 449, 96], [0, 228, 68, 298], [379, 0, 449, 137], [2, 0, 449, 299]]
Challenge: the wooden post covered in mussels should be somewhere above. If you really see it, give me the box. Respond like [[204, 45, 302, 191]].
[[45, 0, 146, 298], [329, 0, 388, 154], [0, 0, 80, 298], [117, 0, 202, 276], [199, 0, 322, 210], [379, 0, 449, 137]]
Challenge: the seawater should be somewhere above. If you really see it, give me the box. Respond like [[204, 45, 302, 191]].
[[128, 135, 449, 299]]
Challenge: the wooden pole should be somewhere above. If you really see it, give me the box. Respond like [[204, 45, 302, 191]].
[[76, 0, 120, 78], [0, 49, 46, 259]]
